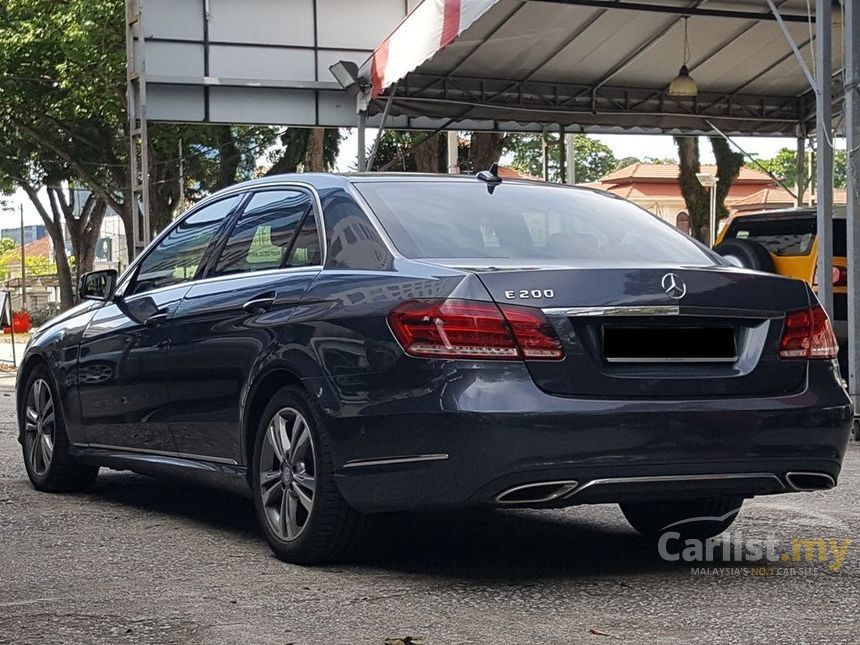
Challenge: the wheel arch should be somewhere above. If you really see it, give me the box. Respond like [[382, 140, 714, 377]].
[[242, 367, 308, 474], [16, 352, 50, 443]]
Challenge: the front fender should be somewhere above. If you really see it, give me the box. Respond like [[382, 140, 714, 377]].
[[16, 301, 101, 445]]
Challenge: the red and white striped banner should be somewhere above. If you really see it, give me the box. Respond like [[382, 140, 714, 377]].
[[365, 0, 500, 98]]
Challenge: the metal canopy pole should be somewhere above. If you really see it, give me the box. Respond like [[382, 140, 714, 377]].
[[565, 133, 576, 185], [126, 0, 151, 258], [365, 91, 396, 171], [357, 109, 367, 172], [795, 130, 806, 206], [447, 131, 459, 174], [541, 133, 550, 182], [845, 0, 860, 406], [557, 125, 566, 184], [815, 0, 833, 319]]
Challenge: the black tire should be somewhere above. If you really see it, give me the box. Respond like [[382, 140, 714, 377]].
[[20, 365, 99, 493], [251, 385, 364, 564], [713, 239, 775, 273], [620, 497, 743, 540]]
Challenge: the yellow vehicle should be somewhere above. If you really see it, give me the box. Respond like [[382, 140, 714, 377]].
[[714, 206, 848, 376]]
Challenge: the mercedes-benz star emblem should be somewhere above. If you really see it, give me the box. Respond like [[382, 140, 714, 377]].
[[661, 273, 686, 299]]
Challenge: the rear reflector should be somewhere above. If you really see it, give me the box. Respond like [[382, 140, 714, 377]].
[[778, 305, 838, 359], [813, 266, 848, 287], [834, 266, 848, 287], [388, 299, 563, 361]]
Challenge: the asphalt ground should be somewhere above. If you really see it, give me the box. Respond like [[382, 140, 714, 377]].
[[1, 377, 858, 644]]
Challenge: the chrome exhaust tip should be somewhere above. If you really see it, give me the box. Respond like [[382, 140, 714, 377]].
[[494, 480, 579, 505], [785, 471, 836, 492]]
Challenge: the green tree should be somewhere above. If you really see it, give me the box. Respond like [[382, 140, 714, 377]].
[[0, 0, 342, 271], [361, 131, 455, 173], [0, 238, 16, 253], [265, 128, 343, 175], [0, 245, 57, 279], [507, 134, 616, 183], [614, 156, 641, 171], [613, 156, 675, 171], [756, 147, 847, 192]]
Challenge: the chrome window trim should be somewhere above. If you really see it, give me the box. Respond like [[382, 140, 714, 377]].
[[116, 180, 328, 296], [229, 183, 328, 269], [113, 265, 323, 302], [190, 264, 322, 289], [115, 187, 252, 296]]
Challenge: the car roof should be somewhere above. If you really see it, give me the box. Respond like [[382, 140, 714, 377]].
[[212, 171, 615, 196]]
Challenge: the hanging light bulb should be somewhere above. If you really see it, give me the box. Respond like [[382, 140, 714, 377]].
[[669, 17, 698, 97]]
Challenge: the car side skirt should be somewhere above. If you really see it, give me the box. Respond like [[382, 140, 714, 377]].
[[69, 445, 252, 498]]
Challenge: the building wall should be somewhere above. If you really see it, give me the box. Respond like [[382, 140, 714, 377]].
[[92, 214, 130, 272], [0, 225, 46, 246]]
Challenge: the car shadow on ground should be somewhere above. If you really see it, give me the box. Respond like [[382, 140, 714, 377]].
[[83, 470, 747, 581], [349, 509, 683, 581], [88, 471, 259, 538]]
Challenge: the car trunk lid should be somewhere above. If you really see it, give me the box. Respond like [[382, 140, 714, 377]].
[[468, 264, 810, 398]]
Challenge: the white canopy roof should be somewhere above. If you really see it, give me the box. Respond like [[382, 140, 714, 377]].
[[358, 0, 844, 135]]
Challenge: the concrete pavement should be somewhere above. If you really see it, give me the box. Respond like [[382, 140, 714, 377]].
[[0, 383, 858, 644]]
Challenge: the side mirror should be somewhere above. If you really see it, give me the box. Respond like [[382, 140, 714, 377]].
[[78, 269, 118, 302]]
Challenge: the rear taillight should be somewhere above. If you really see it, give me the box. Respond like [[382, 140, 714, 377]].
[[498, 304, 565, 359], [388, 299, 563, 361], [778, 305, 838, 359]]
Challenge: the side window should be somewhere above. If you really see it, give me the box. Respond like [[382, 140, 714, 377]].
[[286, 208, 322, 267], [213, 189, 315, 276], [131, 196, 241, 295], [323, 193, 393, 270]]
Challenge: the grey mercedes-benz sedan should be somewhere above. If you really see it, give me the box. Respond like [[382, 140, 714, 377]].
[[17, 173, 853, 563]]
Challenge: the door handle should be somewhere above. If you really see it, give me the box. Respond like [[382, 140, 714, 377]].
[[144, 309, 170, 326], [243, 292, 276, 314]]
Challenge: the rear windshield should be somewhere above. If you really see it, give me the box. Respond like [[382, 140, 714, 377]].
[[356, 181, 713, 264], [724, 216, 846, 257]]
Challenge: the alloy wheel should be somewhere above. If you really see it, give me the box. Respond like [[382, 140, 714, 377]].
[[24, 378, 55, 476], [259, 407, 316, 541]]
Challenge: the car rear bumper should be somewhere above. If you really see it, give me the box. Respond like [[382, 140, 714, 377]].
[[313, 361, 853, 513]]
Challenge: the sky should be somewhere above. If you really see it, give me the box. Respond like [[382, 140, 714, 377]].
[[0, 133, 830, 232]]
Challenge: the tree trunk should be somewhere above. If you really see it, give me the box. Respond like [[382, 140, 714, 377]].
[[266, 129, 307, 176], [469, 133, 506, 172], [69, 198, 107, 287], [22, 185, 75, 310], [53, 241, 76, 310], [303, 128, 326, 172], [709, 136, 744, 222], [216, 126, 241, 189], [413, 133, 442, 173], [674, 136, 710, 243], [150, 147, 180, 233], [122, 197, 136, 267], [45, 188, 109, 308]]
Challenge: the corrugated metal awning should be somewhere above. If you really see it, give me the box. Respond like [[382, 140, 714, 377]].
[[357, 0, 843, 135]]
